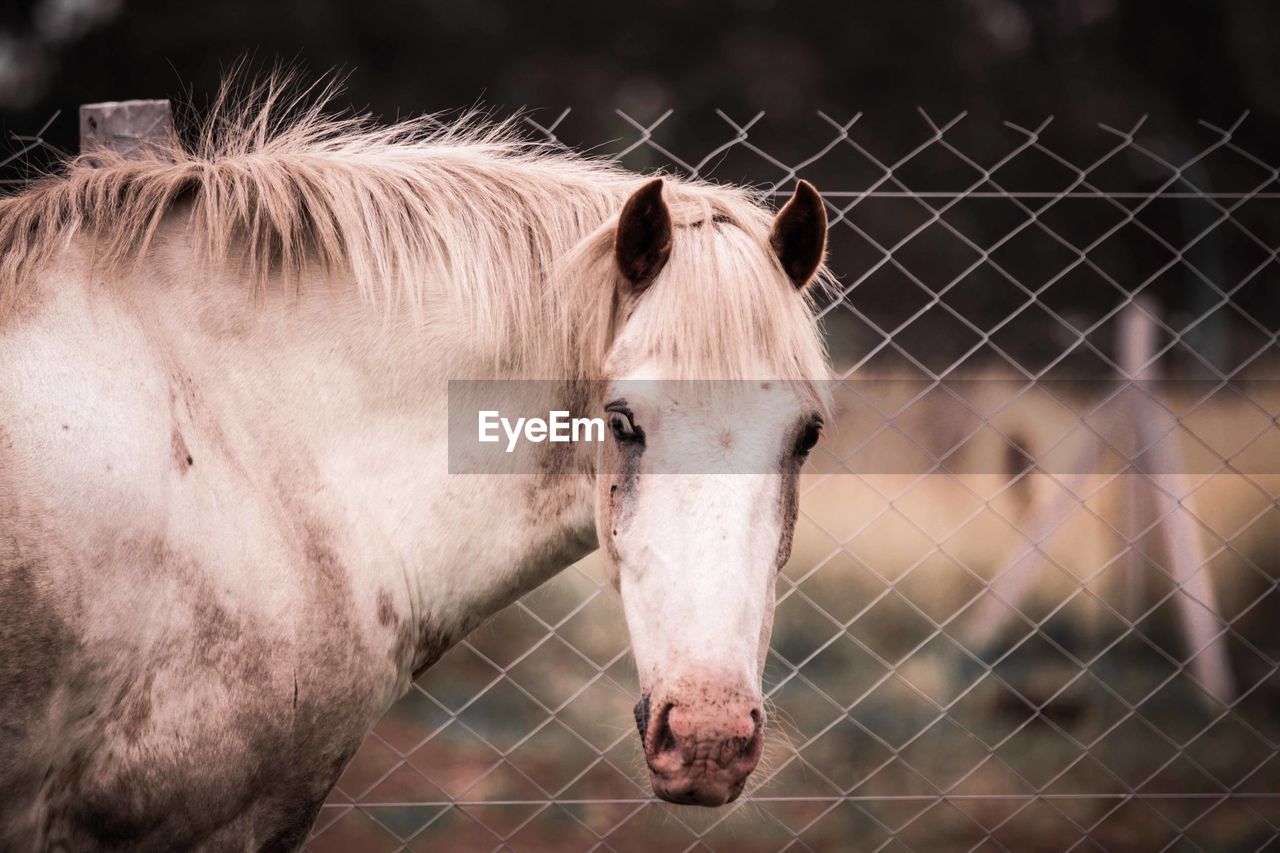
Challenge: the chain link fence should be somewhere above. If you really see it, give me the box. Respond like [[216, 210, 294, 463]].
[[0, 109, 68, 186], [318, 109, 1280, 851], [8, 106, 1277, 851]]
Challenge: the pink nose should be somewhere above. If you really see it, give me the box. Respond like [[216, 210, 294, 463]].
[[642, 699, 764, 806]]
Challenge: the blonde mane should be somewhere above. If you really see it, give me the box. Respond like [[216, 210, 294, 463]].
[[0, 80, 831, 382]]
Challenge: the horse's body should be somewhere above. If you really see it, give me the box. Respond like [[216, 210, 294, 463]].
[[0, 237, 595, 849], [0, 95, 831, 850]]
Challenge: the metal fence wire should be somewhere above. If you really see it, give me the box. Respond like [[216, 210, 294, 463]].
[[300, 109, 1280, 852], [0, 110, 68, 186], [337, 109, 1280, 845], [9, 107, 1279, 851]]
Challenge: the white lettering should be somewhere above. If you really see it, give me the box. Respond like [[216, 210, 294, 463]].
[[479, 411, 608, 452], [549, 410, 571, 442], [478, 411, 500, 443], [573, 415, 604, 443], [502, 417, 526, 453]]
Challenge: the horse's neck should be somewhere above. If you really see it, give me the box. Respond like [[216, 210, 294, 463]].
[[147, 239, 600, 685]]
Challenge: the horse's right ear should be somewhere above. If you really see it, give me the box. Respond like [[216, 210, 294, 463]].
[[615, 178, 672, 290], [770, 180, 827, 289]]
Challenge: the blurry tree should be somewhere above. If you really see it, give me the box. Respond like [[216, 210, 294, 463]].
[[2, 0, 1276, 367], [0, 0, 1275, 157]]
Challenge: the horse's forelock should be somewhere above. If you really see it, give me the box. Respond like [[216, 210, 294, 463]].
[[559, 190, 832, 392]]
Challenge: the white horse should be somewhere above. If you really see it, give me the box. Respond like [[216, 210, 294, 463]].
[[0, 90, 831, 849]]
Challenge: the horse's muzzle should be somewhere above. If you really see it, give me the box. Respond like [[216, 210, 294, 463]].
[[638, 694, 764, 806]]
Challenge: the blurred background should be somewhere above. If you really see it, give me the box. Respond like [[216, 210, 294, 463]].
[[3, 2, 1278, 850], [1, 0, 1279, 167]]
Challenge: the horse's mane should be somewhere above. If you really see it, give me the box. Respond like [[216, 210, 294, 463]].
[[0, 78, 831, 382]]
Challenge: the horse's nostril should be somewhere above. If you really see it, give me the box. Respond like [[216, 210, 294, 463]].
[[633, 694, 651, 739], [653, 702, 677, 754], [735, 708, 765, 760], [638, 696, 679, 756]]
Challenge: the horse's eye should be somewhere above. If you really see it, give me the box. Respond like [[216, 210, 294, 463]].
[[795, 419, 822, 456], [609, 411, 643, 445]]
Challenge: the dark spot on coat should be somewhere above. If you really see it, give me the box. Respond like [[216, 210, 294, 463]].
[[190, 594, 247, 669], [256, 797, 329, 853], [600, 431, 642, 565], [103, 671, 156, 744], [775, 457, 801, 569], [0, 560, 76, 738], [302, 526, 346, 587], [410, 628, 451, 682], [376, 588, 397, 628], [394, 620, 451, 682], [170, 428, 193, 473]]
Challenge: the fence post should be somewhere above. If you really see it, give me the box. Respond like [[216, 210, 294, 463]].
[[1118, 302, 1235, 704], [79, 99, 174, 160], [964, 302, 1235, 705]]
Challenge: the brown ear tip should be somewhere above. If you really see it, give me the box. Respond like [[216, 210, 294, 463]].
[[623, 178, 667, 218], [795, 180, 824, 212], [639, 177, 665, 197]]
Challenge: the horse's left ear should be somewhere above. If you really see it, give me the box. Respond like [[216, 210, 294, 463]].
[[615, 178, 673, 291], [769, 180, 827, 289]]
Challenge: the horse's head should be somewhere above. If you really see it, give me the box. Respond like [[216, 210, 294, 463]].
[[596, 178, 828, 806]]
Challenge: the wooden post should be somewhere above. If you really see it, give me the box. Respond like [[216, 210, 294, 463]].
[[964, 301, 1235, 706], [1118, 302, 1234, 704], [79, 100, 174, 160]]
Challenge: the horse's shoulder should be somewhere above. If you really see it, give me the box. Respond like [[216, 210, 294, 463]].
[[23, 547, 367, 850]]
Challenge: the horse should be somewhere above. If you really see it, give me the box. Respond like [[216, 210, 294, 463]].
[[0, 88, 832, 850]]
